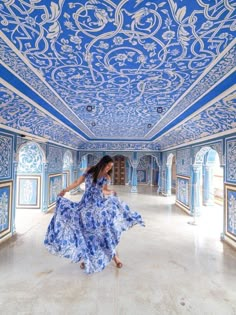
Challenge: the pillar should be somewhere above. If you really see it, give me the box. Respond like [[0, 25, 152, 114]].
[[42, 162, 48, 212], [157, 165, 161, 193], [166, 165, 172, 196], [203, 165, 214, 206], [130, 152, 138, 193], [191, 165, 201, 216], [12, 160, 18, 233]]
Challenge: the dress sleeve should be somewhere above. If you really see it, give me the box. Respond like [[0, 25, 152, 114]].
[[103, 176, 111, 185]]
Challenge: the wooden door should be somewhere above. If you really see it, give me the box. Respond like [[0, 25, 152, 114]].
[[113, 156, 125, 185]]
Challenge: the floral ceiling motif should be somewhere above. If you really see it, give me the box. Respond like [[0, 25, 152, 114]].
[[0, 0, 235, 149]]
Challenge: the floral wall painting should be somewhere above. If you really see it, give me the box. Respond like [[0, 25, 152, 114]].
[[48, 174, 62, 207], [16, 176, 41, 209], [176, 176, 190, 210], [0, 181, 12, 239], [225, 185, 236, 241]]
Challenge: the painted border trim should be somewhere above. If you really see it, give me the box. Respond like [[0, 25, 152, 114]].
[[16, 175, 41, 209], [224, 184, 236, 242], [0, 180, 13, 239], [176, 175, 191, 214]]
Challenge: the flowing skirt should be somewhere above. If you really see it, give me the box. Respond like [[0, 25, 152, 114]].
[[44, 195, 144, 273]]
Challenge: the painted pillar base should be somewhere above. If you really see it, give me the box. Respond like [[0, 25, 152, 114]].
[[131, 186, 138, 193], [203, 201, 215, 206]]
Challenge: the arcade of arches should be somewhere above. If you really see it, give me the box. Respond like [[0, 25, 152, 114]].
[[1, 132, 236, 315]]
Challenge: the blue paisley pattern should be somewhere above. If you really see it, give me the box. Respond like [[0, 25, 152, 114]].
[[44, 173, 144, 273]]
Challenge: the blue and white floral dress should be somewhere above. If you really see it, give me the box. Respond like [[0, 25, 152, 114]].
[[44, 172, 145, 274]]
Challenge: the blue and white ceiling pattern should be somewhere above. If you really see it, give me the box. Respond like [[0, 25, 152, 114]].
[[0, 0, 235, 150]]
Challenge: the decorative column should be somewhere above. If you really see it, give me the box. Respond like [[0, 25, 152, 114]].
[[12, 160, 18, 233], [129, 166, 133, 186], [150, 157, 154, 186], [130, 152, 138, 193], [147, 164, 151, 185], [166, 165, 172, 196], [125, 159, 130, 185], [191, 164, 201, 217], [203, 164, 214, 206], [42, 162, 48, 212], [157, 166, 161, 193]]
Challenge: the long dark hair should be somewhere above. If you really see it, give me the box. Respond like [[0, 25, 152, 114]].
[[87, 155, 113, 183]]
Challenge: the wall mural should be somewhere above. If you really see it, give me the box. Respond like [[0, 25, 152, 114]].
[[47, 145, 63, 173], [137, 170, 147, 184], [16, 175, 41, 209], [225, 185, 236, 241], [158, 90, 236, 149], [48, 174, 62, 207], [176, 176, 190, 210], [0, 85, 84, 149], [17, 142, 43, 174], [0, 0, 235, 144], [0, 133, 13, 180], [137, 155, 151, 183], [149, 44, 235, 140], [77, 142, 160, 151], [0, 37, 91, 137], [0, 181, 12, 239], [226, 138, 236, 183], [176, 148, 191, 176], [63, 150, 73, 169]]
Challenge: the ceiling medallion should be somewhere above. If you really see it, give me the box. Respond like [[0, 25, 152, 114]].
[[86, 105, 93, 112]]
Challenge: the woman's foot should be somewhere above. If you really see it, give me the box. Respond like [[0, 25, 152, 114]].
[[113, 255, 123, 268], [80, 262, 85, 269]]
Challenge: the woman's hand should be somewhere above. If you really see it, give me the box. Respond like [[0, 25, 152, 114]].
[[58, 189, 66, 197]]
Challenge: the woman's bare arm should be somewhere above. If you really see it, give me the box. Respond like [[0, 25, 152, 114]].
[[102, 183, 117, 196], [58, 175, 85, 197]]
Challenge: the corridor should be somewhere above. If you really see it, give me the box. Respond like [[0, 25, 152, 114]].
[[0, 186, 236, 315]]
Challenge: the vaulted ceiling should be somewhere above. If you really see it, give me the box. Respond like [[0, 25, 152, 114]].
[[0, 0, 235, 151]]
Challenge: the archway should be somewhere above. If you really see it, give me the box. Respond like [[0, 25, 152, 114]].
[[136, 153, 160, 193], [165, 153, 176, 196], [62, 150, 73, 190], [137, 155, 154, 186], [15, 141, 46, 233], [171, 156, 176, 194], [112, 154, 126, 185], [192, 147, 224, 236]]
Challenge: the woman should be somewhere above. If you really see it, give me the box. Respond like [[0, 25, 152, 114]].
[[44, 155, 144, 274]]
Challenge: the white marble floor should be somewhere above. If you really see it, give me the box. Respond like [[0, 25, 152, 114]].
[[0, 186, 236, 315]]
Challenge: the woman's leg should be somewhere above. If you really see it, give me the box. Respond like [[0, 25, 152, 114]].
[[113, 254, 123, 268]]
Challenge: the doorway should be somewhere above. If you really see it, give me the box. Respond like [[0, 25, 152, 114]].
[[113, 155, 126, 185]]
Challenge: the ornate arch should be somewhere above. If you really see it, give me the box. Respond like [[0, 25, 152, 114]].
[[17, 141, 46, 173], [194, 146, 214, 165], [63, 150, 73, 169], [137, 152, 160, 167], [193, 142, 223, 165]]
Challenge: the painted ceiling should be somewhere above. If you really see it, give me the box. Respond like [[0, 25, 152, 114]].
[[0, 0, 235, 151]]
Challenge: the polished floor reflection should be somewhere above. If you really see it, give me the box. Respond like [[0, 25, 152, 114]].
[[0, 186, 236, 315]]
